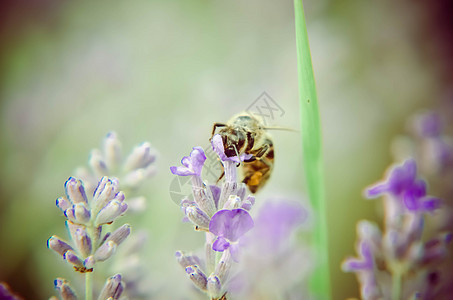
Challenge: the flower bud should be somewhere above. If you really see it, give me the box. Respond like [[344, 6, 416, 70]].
[[95, 200, 127, 225], [185, 265, 207, 291], [175, 251, 202, 269], [95, 240, 117, 261], [65, 177, 88, 205], [56, 197, 71, 213], [107, 224, 131, 245], [54, 278, 77, 300], [103, 132, 122, 171], [63, 250, 83, 268], [47, 236, 73, 256], [97, 274, 124, 300], [207, 274, 222, 299], [74, 203, 91, 224], [186, 205, 210, 230], [89, 149, 108, 177]]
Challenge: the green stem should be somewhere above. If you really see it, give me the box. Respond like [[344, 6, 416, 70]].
[[293, 0, 331, 299], [85, 271, 93, 300], [392, 270, 402, 300]]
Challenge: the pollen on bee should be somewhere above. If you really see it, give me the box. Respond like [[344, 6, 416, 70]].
[[248, 172, 263, 186]]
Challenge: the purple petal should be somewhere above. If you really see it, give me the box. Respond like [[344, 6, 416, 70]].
[[388, 159, 417, 195], [229, 243, 241, 262], [421, 197, 441, 212], [211, 134, 228, 161], [366, 159, 419, 198], [170, 166, 195, 176], [211, 134, 253, 163], [365, 183, 389, 198], [213, 237, 230, 251], [342, 241, 373, 272], [209, 185, 221, 208], [209, 209, 254, 242], [170, 147, 206, 176]]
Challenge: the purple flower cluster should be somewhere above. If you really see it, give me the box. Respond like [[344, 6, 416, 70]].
[[171, 136, 257, 299], [48, 177, 130, 275], [343, 159, 451, 299], [366, 159, 440, 214]]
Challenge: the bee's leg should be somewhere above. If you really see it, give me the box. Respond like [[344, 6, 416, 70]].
[[242, 140, 274, 193], [216, 161, 225, 183], [211, 123, 227, 138]]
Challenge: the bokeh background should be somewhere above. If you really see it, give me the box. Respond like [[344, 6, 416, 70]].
[[1, 0, 452, 299]]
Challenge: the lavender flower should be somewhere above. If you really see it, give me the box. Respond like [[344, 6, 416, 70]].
[[344, 159, 450, 299], [171, 139, 257, 299], [170, 146, 206, 176], [365, 159, 440, 213], [209, 209, 254, 262], [48, 177, 130, 274]]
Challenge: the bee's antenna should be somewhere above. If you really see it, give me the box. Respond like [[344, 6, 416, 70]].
[[264, 126, 299, 132]]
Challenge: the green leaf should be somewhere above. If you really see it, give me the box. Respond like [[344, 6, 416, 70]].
[[293, 0, 331, 299]]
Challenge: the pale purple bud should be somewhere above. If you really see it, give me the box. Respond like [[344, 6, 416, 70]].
[[223, 195, 241, 210], [124, 142, 155, 171], [103, 132, 122, 171], [63, 250, 83, 268], [207, 274, 222, 299], [54, 278, 77, 300], [64, 207, 77, 223], [175, 251, 202, 269], [73, 228, 92, 257], [97, 274, 124, 300], [236, 186, 246, 201], [74, 203, 91, 224], [214, 250, 232, 283], [92, 177, 120, 214], [186, 205, 211, 230], [113, 191, 125, 202], [56, 197, 71, 213], [205, 239, 216, 272], [95, 240, 117, 261], [95, 200, 128, 225], [241, 199, 253, 211], [106, 224, 131, 246], [89, 149, 108, 177], [218, 181, 238, 209], [64, 177, 88, 205], [84, 256, 96, 269], [47, 236, 73, 256], [185, 265, 207, 291], [193, 188, 216, 217]]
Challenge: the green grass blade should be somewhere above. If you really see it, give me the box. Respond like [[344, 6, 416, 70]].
[[293, 1, 331, 299]]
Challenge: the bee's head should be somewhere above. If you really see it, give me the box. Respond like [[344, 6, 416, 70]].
[[220, 128, 246, 157]]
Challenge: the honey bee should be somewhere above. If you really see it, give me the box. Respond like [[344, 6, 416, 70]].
[[211, 112, 274, 193]]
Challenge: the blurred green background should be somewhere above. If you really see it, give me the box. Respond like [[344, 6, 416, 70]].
[[0, 0, 449, 299]]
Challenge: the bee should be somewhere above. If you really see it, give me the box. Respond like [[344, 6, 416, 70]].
[[211, 112, 274, 193]]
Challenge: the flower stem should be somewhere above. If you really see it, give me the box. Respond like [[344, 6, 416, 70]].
[[392, 270, 403, 300], [293, 0, 331, 299], [85, 271, 93, 300]]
